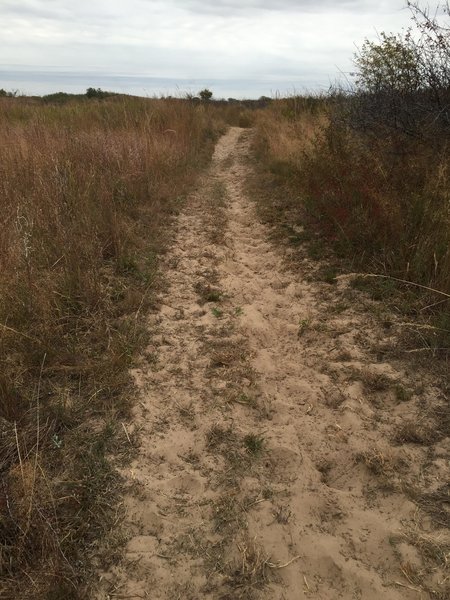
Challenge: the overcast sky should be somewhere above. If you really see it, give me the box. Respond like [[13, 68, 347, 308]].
[[1, 0, 415, 98]]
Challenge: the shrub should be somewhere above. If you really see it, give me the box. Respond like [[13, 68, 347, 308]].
[[85, 87, 114, 99], [253, 3, 450, 352], [199, 88, 213, 102]]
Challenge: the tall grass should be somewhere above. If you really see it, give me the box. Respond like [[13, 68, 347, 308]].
[[0, 95, 221, 597], [256, 93, 450, 286], [254, 94, 450, 347]]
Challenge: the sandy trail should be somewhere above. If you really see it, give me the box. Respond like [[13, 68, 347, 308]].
[[98, 128, 448, 599]]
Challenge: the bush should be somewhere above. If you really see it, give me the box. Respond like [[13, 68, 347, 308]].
[[86, 87, 114, 99], [199, 88, 213, 102], [348, 2, 450, 145], [254, 2, 450, 323]]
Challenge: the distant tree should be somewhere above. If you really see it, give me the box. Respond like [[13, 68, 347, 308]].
[[258, 96, 272, 107], [199, 88, 213, 102], [42, 92, 76, 104], [86, 87, 112, 99], [0, 89, 17, 97]]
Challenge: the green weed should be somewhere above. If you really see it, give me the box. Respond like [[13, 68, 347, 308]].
[[211, 307, 224, 318], [243, 433, 264, 456]]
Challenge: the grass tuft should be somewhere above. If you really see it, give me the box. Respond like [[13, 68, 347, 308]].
[[243, 434, 265, 456]]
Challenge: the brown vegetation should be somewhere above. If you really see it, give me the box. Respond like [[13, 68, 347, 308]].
[[0, 95, 223, 597], [255, 94, 450, 294], [254, 92, 450, 353]]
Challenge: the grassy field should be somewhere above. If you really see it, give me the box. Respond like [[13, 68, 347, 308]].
[[0, 95, 227, 598]]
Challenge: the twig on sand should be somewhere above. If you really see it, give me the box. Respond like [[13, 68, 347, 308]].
[[267, 555, 301, 569], [393, 581, 422, 594], [122, 423, 132, 445]]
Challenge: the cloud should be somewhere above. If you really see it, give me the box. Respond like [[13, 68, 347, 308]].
[[0, 0, 414, 97], [0, 0, 407, 22], [172, 0, 397, 15]]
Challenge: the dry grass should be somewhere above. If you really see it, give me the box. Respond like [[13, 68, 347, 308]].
[[417, 484, 450, 530], [0, 95, 222, 597], [393, 419, 435, 445], [220, 536, 301, 599], [250, 96, 449, 597], [223, 538, 274, 597], [255, 97, 328, 169], [212, 494, 250, 533], [206, 424, 238, 450], [253, 96, 450, 357], [356, 447, 408, 482]]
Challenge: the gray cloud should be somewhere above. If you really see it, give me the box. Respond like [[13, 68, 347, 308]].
[[0, 0, 415, 97], [176, 0, 395, 15], [0, 0, 406, 21]]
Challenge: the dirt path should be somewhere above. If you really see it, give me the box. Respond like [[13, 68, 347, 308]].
[[97, 128, 448, 599]]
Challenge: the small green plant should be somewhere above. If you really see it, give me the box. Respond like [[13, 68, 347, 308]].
[[243, 433, 264, 455], [234, 393, 257, 408], [234, 306, 244, 316], [298, 318, 310, 336], [395, 384, 413, 403], [206, 290, 222, 302], [211, 306, 223, 318], [52, 434, 63, 449]]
